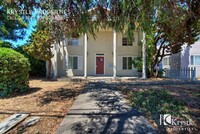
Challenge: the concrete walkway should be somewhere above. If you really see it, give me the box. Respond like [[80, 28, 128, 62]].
[[57, 82, 158, 134]]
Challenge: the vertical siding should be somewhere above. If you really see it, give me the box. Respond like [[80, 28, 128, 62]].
[[189, 40, 200, 77]]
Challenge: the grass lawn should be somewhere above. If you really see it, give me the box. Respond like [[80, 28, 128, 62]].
[[0, 78, 85, 134], [119, 79, 200, 134]]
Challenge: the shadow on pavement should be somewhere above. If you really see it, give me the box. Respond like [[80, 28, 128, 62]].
[[58, 81, 158, 134]]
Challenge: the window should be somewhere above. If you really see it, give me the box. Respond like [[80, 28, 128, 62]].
[[191, 55, 200, 65], [122, 57, 133, 70], [68, 56, 78, 69], [163, 57, 169, 66], [68, 38, 79, 46], [122, 37, 133, 46]]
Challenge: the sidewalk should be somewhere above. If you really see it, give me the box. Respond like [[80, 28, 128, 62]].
[[56, 82, 158, 134]]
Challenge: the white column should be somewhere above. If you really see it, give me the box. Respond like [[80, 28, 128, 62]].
[[62, 40, 66, 75], [113, 29, 117, 78], [84, 33, 88, 78], [142, 32, 147, 79], [53, 43, 58, 79]]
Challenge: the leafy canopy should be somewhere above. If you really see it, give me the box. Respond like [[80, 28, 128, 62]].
[[0, 0, 40, 41]]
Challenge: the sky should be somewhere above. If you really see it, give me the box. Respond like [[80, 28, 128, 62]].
[[12, 20, 36, 47]]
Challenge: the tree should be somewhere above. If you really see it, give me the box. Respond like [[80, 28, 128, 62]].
[[0, 0, 39, 41], [140, 0, 200, 77], [24, 21, 54, 78], [110, 0, 200, 77], [15, 45, 46, 77], [23, 0, 199, 78]]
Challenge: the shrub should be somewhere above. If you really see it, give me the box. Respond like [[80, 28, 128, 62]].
[[132, 57, 150, 77], [130, 89, 187, 122], [158, 69, 165, 78], [15, 46, 46, 77], [0, 48, 30, 97], [130, 89, 188, 133]]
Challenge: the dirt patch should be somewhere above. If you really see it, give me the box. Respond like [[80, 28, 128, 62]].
[[0, 78, 85, 134]]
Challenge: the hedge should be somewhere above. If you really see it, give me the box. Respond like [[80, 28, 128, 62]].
[[0, 48, 30, 97]]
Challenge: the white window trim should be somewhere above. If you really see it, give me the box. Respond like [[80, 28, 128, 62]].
[[67, 55, 83, 70], [190, 55, 200, 66], [122, 34, 135, 46], [68, 37, 79, 46], [122, 56, 134, 70], [163, 57, 170, 66]]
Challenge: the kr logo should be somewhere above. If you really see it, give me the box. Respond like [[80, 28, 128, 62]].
[[160, 114, 172, 125]]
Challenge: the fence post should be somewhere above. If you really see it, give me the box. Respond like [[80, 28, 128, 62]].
[[181, 68, 184, 79], [192, 67, 196, 81], [189, 67, 191, 80], [166, 69, 169, 78], [186, 67, 188, 80]]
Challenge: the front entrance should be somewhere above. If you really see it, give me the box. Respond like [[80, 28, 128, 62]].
[[96, 56, 104, 75]]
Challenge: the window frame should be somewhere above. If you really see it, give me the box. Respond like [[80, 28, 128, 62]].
[[122, 37, 133, 46], [122, 35, 134, 46], [68, 56, 78, 69], [68, 37, 79, 46], [122, 56, 133, 70], [190, 55, 200, 66], [163, 57, 170, 66]]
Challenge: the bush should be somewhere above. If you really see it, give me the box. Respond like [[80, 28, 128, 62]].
[[130, 89, 189, 133], [15, 46, 46, 77], [158, 69, 165, 78], [132, 57, 150, 78], [0, 48, 30, 97], [130, 89, 187, 122]]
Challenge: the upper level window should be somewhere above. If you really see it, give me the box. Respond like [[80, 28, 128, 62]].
[[163, 57, 170, 66], [122, 37, 133, 46], [122, 57, 133, 70], [68, 38, 79, 46], [191, 55, 200, 65]]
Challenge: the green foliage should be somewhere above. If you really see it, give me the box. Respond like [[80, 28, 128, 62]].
[[0, 48, 30, 97], [0, 1, 38, 40], [0, 40, 13, 48], [132, 57, 142, 72], [132, 57, 151, 77], [130, 89, 187, 122], [24, 24, 54, 78], [24, 30, 53, 61], [15, 46, 46, 77], [158, 69, 165, 78], [136, 0, 199, 77]]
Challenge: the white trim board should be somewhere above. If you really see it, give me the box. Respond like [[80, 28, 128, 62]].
[[0, 113, 29, 134]]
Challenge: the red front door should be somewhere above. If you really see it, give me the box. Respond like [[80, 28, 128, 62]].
[[96, 57, 104, 74]]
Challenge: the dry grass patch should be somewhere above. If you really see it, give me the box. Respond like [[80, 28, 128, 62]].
[[0, 78, 85, 134]]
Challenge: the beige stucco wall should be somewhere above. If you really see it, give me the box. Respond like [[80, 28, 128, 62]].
[[50, 30, 142, 77]]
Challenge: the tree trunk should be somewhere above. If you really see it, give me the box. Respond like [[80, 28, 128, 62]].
[[150, 54, 157, 78], [47, 59, 52, 79], [154, 65, 159, 77]]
